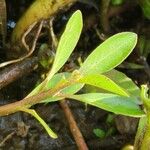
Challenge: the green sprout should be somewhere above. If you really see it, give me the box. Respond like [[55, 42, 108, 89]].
[[1, 10, 149, 149]]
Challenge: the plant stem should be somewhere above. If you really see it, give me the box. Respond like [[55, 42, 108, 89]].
[[0, 79, 72, 116], [140, 113, 150, 150], [134, 116, 147, 150], [134, 85, 150, 149]]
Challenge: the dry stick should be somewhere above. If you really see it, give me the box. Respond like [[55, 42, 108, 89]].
[[0, 20, 43, 68], [60, 100, 89, 150], [49, 19, 88, 149], [0, 57, 38, 89]]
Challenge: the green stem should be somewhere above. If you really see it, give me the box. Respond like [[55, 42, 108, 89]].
[[0, 71, 81, 116], [0, 77, 72, 116], [134, 85, 150, 149], [140, 113, 150, 150]]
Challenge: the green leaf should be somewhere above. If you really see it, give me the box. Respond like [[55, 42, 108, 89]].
[[68, 93, 145, 117], [41, 72, 83, 103], [26, 10, 83, 97], [111, 0, 124, 5], [47, 10, 83, 81], [104, 69, 140, 98], [79, 32, 137, 75], [21, 108, 57, 138], [27, 72, 69, 97], [93, 128, 106, 139], [78, 74, 129, 96], [46, 72, 83, 95], [46, 72, 70, 89], [42, 83, 84, 103]]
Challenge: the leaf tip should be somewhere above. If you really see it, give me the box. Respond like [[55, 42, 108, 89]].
[[122, 32, 138, 44]]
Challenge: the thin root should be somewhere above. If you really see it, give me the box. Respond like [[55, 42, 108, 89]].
[[0, 131, 15, 147], [0, 20, 43, 68]]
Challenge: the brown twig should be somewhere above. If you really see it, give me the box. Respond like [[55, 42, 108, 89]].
[[0, 57, 38, 89], [60, 100, 88, 150]]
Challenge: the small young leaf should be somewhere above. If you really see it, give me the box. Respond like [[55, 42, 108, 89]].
[[93, 128, 106, 139], [42, 83, 84, 103], [46, 72, 70, 90], [27, 72, 70, 97], [68, 93, 145, 117], [47, 10, 83, 81], [40, 72, 83, 103], [78, 74, 129, 96], [79, 32, 137, 75], [111, 0, 124, 5], [42, 84, 83, 103]]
